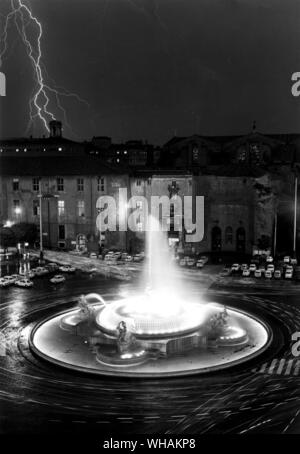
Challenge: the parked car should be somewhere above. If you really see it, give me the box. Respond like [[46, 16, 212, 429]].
[[254, 270, 262, 278], [274, 270, 282, 279], [179, 258, 187, 267], [265, 270, 273, 279], [241, 264, 248, 271], [2, 275, 16, 285], [267, 264, 275, 272], [0, 278, 10, 288], [242, 269, 251, 277], [284, 256, 291, 264], [133, 254, 144, 262], [15, 278, 33, 288], [187, 258, 195, 267], [266, 255, 274, 263], [231, 263, 240, 272], [199, 256, 209, 265], [196, 259, 205, 268], [249, 264, 257, 272], [220, 268, 231, 276], [35, 267, 49, 276], [291, 258, 298, 265], [285, 269, 293, 279], [50, 274, 66, 284], [89, 253, 98, 259], [124, 255, 133, 262], [59, 265, 76, 273]]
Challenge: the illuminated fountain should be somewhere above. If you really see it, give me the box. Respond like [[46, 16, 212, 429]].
[[30, 216, 271, 376]]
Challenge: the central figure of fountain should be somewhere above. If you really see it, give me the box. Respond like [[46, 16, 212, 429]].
[[116, 320, 137, 354]]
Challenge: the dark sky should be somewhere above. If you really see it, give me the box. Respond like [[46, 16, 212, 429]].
[[1, 0, 300, 144]]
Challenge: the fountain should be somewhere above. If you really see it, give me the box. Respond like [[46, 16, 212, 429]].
[[29, 216, 271, 377]]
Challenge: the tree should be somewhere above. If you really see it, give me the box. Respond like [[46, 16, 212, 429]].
[[0, 227, 16, 252], [10, 223, 38, 245]]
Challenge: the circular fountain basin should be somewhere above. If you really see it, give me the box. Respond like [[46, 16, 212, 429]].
[[29, 301, 271, 378]]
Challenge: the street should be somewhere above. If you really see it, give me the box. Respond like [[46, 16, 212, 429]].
[[0, 268, 300, 434]]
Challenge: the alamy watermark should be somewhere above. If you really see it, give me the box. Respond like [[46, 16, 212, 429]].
[[0, 71, 6, 96], [96, 188, 204, 243]]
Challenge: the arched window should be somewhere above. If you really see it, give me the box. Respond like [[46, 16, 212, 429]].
[[211, 226, 222, 251], [225, 226, 233, 244]]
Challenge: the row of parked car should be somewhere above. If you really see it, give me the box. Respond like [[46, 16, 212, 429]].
[[89, 251, 145, 264], [178, 255, 209, 268], [223, 255, 299, 280], [0, 262, 76, 288]]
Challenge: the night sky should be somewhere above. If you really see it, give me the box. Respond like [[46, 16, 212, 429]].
[[1, 0, 300, 144]]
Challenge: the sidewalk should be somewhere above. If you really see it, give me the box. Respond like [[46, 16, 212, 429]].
[[29, 249, 133, 281]]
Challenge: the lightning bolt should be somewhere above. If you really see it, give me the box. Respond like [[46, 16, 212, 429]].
[[0, 0, 89, 135]]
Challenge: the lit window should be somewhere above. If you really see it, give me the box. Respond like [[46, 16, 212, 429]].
[[97, 177, 105, 192], [57, 177, 64, 191], [58, 200, 65, 216], [77, 178, 84, 191], [77, 200, 85, 217], [32, 178, 40, 192], [12, 178, 19, 191]]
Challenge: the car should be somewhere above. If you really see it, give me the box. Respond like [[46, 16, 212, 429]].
[[231, 263, 240, 272], [265, 270, 272, 279], [113, 252, 122, 259], [0, 278, 10, 288], [242, 269, 251, 277], [35, 267, 49, 276], [124, 255, 133, 262], [267, 264, 275, 272], [266, 255, 274, 263], [179, 258, 187, 267], [3, 275, 19, 284], [241, 264, 248, 271], [15, 278, 33, 288], [133, 254, 144, 262], [50, 274, 66, 284], [274, 270, 282, 279], [187, 258, 195, 267], [89, 253, 98, 259], [285, 270, 293, 279], [199, 256, 209, 265], [249, 264, 257, 272], [196, 259, 205, 268], [286, 265, 294, 272], [254, 270, 262, 278], [284, 256, 291, 264], [291, 258, 298, 265], [59, 265, 76, 273], [220, 268, 231, 276], [121, 253, 129, 260]]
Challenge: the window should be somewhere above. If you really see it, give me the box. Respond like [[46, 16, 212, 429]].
[[58, 200, 65, 216], [77, 200, 85, 217], [77, 178, 84, 191], [136, 180, 141, 186], [58, 225, 65, 240], [147, 178, 151, 185], [32, 178, 40, 192], [225, 226, 233, 244], [33, 200, 40, 216], [57, 177, 64, 191], [12, 178, 19, 191], [97, 177, 105, 192]]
